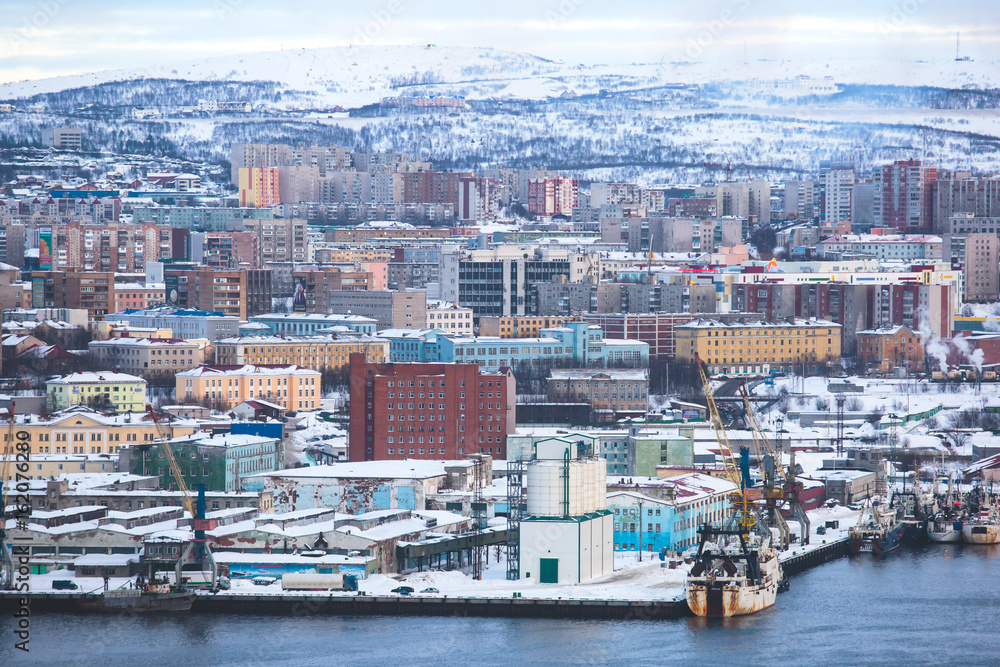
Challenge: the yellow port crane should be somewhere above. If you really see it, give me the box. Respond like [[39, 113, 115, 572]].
[[696, 357, 755, 531], [146, 405, 217, 591], [0, 402, 15, 589], [739, 383, 810, 547]]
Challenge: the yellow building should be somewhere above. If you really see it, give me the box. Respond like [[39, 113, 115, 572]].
[[213, 335, 388, 373], [176, 364, 322, 412], [46, 372, 148, 413], [238, 167, 280, 208], [4, 407, 199, 459], [11, 454, 117, 480], [478, 316, 575, 338], [674, 317, 842, 376]]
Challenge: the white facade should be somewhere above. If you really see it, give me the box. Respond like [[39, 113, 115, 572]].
[[519, 512, 614, 584], [525, 458, 607, 516]]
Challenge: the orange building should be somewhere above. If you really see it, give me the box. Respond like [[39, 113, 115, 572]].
[[238, 167, 280, 208], [856, 325, 924, 373], [176, 364, 322, 412]]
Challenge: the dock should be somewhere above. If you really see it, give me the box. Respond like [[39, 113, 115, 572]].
[[0, 538, 850, 620]]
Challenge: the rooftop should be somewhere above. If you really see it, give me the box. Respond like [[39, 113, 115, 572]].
[[46, 371, 146, 385], [257, 460, 471, 481], [176, 364, 321, 378]]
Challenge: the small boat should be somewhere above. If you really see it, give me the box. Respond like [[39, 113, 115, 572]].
[[849, 498, 902, 555], [77, 576, 196, 613], [962, 511, 1000, 544], [927, 515, 962, 543], [686, 515, 782, 618]]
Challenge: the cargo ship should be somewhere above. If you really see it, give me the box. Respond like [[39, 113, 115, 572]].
[[962, 511, 1000, 544], [686, 517, 782, 618], [848, 498, 902, 555]]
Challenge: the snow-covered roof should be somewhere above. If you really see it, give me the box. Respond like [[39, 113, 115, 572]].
[[258, 460, 470, 480], [46, 371, 146, 385], [176, 364, 320, 378]]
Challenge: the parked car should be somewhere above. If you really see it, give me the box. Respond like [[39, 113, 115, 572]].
[[391, 586, 414, 596], [252, 576, 277, 586], [816, 526, 827, 535], [420, 587, 439, 594], [52, 580, 78, 590], [848, 503, 863, 511]]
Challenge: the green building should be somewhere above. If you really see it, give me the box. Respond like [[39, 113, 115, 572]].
[[122, 433, 281, 493], [628, 428, 694, 477]]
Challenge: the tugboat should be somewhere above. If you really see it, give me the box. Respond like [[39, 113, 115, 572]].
[[77, 575, 196, 613], [686, 513, 782, 617], [848, 496, 903, 555]]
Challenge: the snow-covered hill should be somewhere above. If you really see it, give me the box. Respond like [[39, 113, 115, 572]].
[[3, 46, 1000, 108]]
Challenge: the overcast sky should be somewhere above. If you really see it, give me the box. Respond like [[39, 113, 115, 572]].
[[2, 0, 998, 83]]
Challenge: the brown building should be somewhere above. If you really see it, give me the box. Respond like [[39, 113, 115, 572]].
[[166, 267, 272, 321], [324, 227, 451, 243], [349, 354, 515, 462], [32, 270, 115, 319], [205, 231, 260, 269], [51, 222, 174, 272], [293, 267, 373, 313], [856, 325, 924, 373], [242, 218, 307, 263]]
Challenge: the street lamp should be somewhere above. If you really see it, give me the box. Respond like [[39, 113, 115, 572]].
[[775, 417, 784, 454]]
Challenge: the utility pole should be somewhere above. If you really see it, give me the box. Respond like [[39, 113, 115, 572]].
[[637, 497, 644, 562]]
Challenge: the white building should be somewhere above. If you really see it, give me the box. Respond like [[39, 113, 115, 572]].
[[519, 453, 613, 584], [425, 301, 474, 336]]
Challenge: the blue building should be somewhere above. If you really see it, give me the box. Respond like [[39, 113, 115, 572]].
[[251, 313, 379, 336], [606, 472, 734, 554]]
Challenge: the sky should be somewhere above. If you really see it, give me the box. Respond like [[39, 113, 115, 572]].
[[2, 0, 999, 84]]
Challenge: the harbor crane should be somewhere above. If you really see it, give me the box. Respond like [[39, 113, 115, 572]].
[[696, 357, 755, 531], [739, 384, 810, 548], [0, 402, 15, 590], [146, 405, 218, 592]]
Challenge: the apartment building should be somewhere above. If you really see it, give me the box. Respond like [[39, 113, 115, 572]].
[[165, 267, 272, 320], [51, 223, 174, 272], [856, 325, 924, 373], [114, 283, 165, 311], [348, 354, 516, 461], [238, 167, 280, 208], [874, 159, 938, 233], [88, 337, 207, 381], [32, 270, 116, 319], [942, 233, 1000, 303], [674, 317, 842, 375], [214, 334, 389, 373], [242, 218, 307, 263], [46, 372, 147, 413], [425, 301, 474, 335], [292, 267, 373, 313], [327, 290, 426, 328], [176, 364, 322, 411], [527, 177, 578, 216]]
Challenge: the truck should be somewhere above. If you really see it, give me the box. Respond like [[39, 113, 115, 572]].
[[280, 573, 358, 592]]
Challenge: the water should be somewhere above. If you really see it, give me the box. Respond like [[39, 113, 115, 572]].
[[5, 544, 1000, 666]]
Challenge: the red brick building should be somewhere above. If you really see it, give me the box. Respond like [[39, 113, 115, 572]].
[[349, 354, 515, 462]]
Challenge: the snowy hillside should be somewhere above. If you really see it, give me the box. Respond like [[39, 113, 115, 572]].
[[3, 46, 1000, 183], [3, 46, 1000, 108]]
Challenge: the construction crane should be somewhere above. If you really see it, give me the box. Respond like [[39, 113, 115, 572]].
[[696, 357, 755, 531], [0, 402, 15, 589], [146, 405, 218, 592], [739, 384, 810, 547]]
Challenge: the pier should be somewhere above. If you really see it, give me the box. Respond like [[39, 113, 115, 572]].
[[0, 538, 851, 620]]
